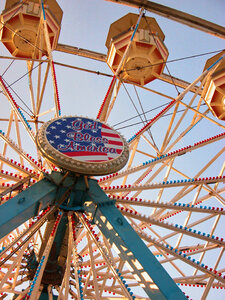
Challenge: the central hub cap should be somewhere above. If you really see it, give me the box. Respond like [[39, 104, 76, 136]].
[[36, 116, 129, 175]]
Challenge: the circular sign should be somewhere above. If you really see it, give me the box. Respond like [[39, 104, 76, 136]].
[[36, 116, 129, 175]]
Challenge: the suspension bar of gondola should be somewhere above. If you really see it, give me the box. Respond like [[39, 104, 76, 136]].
[[97, 8, 144, 121], [41, 3, 60, 117]]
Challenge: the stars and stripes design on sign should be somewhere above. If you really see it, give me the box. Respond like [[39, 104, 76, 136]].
[[45, 117, 124, 162]]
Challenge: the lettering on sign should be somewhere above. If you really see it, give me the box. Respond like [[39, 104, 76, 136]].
[[45, 117, 124, 162]]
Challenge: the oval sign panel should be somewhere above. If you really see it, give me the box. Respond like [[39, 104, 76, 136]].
[[36, 116, 129, 175]]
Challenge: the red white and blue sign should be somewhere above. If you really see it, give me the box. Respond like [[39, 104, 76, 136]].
[[37, 116, 129, 175]]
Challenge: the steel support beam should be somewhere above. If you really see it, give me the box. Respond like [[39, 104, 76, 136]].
[[55, 43, 201, 93], [0, 173, 186, 298], [105, 0, 225, 39], [56, 43, 107, 62], [0, 172, 92, 240], [0, 177, 58, 239], [39, 292, 57, 300], [85, 178, 186, 300]]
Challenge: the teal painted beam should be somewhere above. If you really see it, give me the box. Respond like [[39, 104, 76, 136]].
[[0, 172, 90, 240], [85, 179, 186, 300], [0, 177, 58, 239], [0, 172, 186, 299], [39, 291, 57, 299]]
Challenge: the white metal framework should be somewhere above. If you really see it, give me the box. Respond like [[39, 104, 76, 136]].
[[0, 1, 224, 299]]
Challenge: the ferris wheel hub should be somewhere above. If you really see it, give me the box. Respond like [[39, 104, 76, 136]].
[[36, 116, 129, 175]]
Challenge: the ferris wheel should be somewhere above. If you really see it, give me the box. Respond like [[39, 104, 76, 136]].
[[0, 0, 225, 299]]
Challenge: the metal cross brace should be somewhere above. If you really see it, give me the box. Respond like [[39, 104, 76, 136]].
[[0, 172, 186, 299], [84, 178, 186, 300]]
